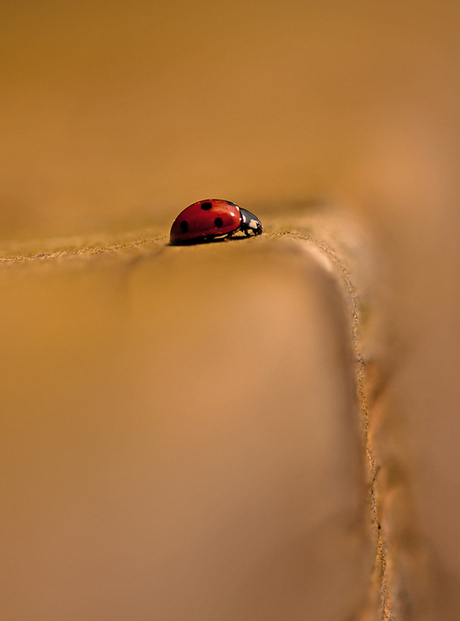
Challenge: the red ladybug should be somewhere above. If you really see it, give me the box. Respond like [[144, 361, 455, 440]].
[[170, 199, 263, 245]]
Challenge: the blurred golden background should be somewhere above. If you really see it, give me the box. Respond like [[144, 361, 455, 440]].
[[1, 0, 457, 237]]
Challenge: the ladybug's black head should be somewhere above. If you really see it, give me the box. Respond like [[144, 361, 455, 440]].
[[239, 208, 263, 236]]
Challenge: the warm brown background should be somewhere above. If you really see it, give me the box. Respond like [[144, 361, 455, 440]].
[[1, 1, 460, 619], [1, 0, 458, 238]]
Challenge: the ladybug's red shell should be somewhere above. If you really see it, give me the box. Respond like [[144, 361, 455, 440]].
[[170, 199, 242, 244]]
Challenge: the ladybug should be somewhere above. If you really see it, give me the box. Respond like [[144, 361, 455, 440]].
[[170, 199, 263, 245]]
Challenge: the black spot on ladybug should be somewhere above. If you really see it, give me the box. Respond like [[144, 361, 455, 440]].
[[180, 220, 188, 233], [201, 202, 212, 210], [214, 217, 223, 228]]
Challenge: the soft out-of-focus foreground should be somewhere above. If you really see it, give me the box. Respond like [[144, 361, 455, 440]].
[[1, 1, 459, 619]]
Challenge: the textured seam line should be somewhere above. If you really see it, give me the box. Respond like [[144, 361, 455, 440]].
[[0, 237, 165, 264], [278, 230, 390, 620]]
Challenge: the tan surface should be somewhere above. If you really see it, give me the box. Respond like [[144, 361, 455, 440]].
[[0, 222, 374, 620]]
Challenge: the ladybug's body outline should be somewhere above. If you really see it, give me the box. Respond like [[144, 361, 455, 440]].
[[170, 199, 263, 245]]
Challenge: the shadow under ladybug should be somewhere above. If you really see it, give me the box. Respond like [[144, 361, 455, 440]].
[[169, 199, 263, 245]]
